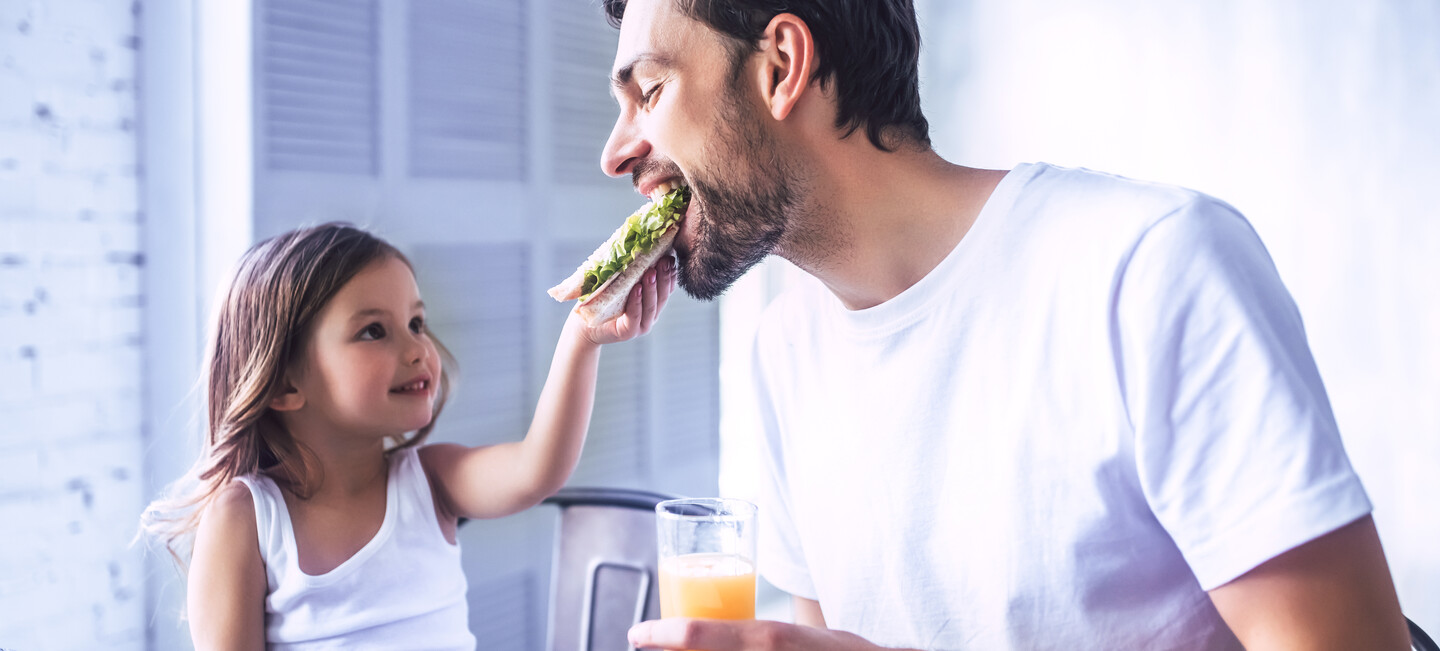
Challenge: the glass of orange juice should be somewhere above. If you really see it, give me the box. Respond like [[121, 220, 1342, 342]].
[[655, 498, 758, 621]]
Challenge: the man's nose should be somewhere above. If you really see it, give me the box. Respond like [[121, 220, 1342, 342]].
[[601, 111, 650, 178]]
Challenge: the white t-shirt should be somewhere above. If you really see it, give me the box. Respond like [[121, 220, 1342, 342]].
[[751, 162, 1371, 650], [237, 447, 476, 650]]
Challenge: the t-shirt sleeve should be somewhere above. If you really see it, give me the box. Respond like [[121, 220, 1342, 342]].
[[750, 320, 819, 601], [1115, 197, 1371, 591]]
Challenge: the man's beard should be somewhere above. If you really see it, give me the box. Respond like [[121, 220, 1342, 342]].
[[672, 86, 802, 301]]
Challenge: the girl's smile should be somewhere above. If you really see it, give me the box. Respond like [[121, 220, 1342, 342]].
[[391, 374, 429, 394], [390, 374, 433, 397], [281, 256, 443, 440]]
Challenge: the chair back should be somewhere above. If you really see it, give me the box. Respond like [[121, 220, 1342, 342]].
[[544, 487, 678, 651], [1413, 616, 1439, 651]]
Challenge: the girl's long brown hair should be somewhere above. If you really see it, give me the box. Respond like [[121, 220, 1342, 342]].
[[139, 223, 454, 568]]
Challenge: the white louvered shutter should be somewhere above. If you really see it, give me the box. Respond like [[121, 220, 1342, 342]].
[[550, 0, 620, 185], [412, 243, 531, 445], [260, 0, 380, 175], [409, 0, 526, 180]]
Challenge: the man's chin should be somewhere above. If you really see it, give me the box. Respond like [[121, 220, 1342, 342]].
[[676, 277, 724, 302], [672, 210, 716, 299], [676, 247, 766, 302], [672, 180, 789, 301], [675, 254, 724, 302]]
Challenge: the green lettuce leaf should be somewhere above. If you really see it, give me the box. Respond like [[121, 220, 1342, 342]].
[[579, 185, 690, 300]]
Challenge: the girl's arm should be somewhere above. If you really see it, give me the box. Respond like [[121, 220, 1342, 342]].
[[422, 258, 676, 520], [188, 482, 267, 651]]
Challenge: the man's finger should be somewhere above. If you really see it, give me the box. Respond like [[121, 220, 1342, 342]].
[[629, 618, 743, 651]]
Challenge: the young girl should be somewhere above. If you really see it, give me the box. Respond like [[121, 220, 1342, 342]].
[[141, 222, 676, 649]]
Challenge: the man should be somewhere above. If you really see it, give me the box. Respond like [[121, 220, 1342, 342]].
[[599, 1, 1411, 649]]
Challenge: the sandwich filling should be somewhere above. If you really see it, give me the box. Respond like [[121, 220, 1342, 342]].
[[579, 183, 690, 301]]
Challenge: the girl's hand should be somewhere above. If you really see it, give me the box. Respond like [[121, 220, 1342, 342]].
[[424, 255, 678, 522], [574, 254, 677, 346]]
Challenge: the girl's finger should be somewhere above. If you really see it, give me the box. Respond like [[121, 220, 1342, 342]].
[[640, 268, 659, 334], [656, 266, 671, 312], [619, 278, 644, 336], [655, 261, 674, 315]]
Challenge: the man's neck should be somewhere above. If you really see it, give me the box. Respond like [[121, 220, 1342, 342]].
[[780, 139, 1007, 310]]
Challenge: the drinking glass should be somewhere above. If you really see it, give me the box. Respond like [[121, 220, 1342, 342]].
[[655, 498, 758, 620]]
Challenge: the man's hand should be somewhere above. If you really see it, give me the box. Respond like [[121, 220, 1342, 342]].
[[627, 618, 918, 651]]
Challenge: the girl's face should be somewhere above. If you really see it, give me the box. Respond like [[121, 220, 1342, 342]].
[[287, 256, 441, 440]]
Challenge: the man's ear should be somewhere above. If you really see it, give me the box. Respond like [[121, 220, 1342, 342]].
[[754, 13, 817, 122], [269, 383, 305, 412]]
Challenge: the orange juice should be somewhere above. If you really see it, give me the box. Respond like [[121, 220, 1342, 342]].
[[658, 552, 756, 619]]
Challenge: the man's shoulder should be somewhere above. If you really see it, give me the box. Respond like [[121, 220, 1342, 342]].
[[1024, 163, 1197, 203], [1011, 162, 1243, 250]]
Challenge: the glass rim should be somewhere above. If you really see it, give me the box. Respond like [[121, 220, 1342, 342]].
[[655, 497, 757, 521]]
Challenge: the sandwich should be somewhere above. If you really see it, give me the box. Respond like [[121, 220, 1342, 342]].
[[548, 181, 690, 324]]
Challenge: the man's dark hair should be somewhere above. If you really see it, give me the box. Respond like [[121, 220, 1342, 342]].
[[603, 0, 931, 152]]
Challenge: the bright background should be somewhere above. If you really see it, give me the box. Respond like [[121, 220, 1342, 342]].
[[2, 0, 1437, 648]]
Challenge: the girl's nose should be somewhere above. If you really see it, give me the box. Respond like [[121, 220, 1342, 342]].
[[404, 333, 428, 365]]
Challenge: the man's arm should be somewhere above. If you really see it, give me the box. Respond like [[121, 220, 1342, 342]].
[[628, 617, 915, 651], [1207, 515, 1410, 651], [633, 519, 1412, 651], [628, 596, 920, 651], [793, 596, 826, 628]]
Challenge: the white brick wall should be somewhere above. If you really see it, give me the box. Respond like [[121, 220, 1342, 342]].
[[0, 1, 146, 649]]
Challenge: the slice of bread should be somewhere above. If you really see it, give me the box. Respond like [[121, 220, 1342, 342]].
[[547, 208, 645, 302], [573, 225, 679, 325]]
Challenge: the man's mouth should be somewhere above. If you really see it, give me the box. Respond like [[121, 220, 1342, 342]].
[[646, 176, 689, 203], [647, 176, 696, 238]]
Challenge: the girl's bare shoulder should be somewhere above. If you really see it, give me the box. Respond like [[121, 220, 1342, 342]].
[[196, 481, 259, 554]]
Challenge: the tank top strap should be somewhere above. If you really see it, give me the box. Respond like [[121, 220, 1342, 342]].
[[389, 446, 451, 546], [234, 473, 290, 580]]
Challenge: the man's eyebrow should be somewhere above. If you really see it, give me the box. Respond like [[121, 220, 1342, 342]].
[[610, 53, 674, 94]]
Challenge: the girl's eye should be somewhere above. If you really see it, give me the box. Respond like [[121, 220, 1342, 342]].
[[410, 316, 425, 334], [359, 323, 386, 340]]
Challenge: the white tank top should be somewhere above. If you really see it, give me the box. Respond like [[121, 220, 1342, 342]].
[[236, 447, 476, 650]]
